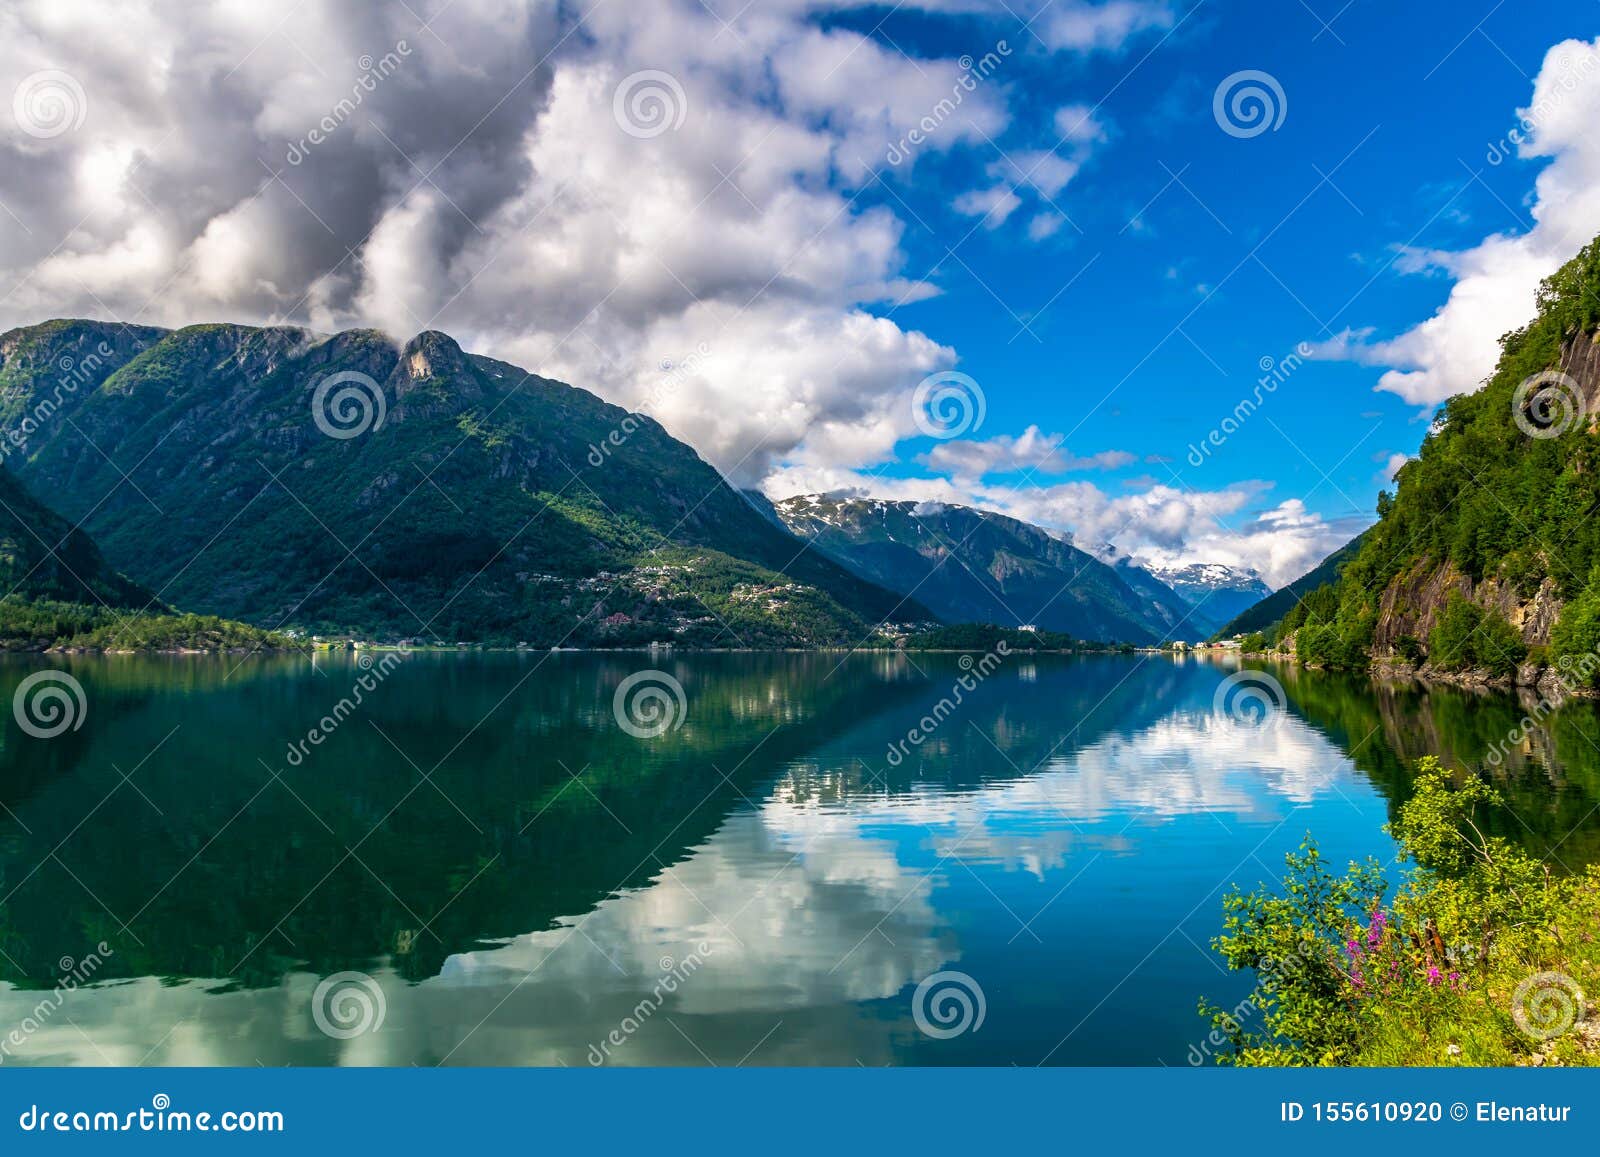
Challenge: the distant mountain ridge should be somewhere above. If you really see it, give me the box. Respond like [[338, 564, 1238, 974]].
[[0, 317, 1291, 650], [0, 319, 923, 646], [1144, 561, 1273, 629], [772, 494, 1206, 644], [1215, 532, 1367, 639]]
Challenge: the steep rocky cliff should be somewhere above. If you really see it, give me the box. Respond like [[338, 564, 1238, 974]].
[[1268, 231, 1600, 682], [1371, 562, 1564, 652]]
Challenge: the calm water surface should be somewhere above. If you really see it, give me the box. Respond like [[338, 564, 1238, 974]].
[[2, 650, 1598, 1066]]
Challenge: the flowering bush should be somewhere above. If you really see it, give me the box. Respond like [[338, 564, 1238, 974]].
[[1202, 758, 1599, 1065]]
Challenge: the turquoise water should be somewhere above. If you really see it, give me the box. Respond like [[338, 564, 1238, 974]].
[[1, 650, 1594, 1066]]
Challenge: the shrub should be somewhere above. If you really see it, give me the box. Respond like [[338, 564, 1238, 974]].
[[1428, 593, 1523, 677], [1552, 569, 1600, 686], [1203, 759, 1600, 1067]]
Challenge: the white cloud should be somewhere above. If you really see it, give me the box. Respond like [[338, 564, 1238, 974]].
[[0, 0, 1311, 578], [1028, 212, 1067, 240], [0, 0, 1160, 489], [988, 151, 1081, 198], [1318, 38, 1600, 406], [953, 184, 1022, 227], [1053, 102, 1111, 145], [1036, 1, 1174, 52], [919, 425, 1135, 478], [763, 461, 1360, 587]]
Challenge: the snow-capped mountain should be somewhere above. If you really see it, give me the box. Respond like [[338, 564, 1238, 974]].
[[772, 495, 1195, 644], [1144, 563, 1273, 625]]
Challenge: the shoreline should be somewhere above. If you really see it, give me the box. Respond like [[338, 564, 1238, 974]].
[[1239, 649, 1600, 701], [2, 643, 1163, 659]]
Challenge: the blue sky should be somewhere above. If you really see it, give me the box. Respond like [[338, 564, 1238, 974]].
[[809, 0, 1599, 580], [3, 0, 1597, 586]]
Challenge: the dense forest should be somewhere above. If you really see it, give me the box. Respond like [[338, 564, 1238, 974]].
[[1247, 231, 1600, 683]]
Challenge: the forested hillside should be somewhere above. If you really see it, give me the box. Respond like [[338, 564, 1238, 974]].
[[1260, 232, 1600, 683]]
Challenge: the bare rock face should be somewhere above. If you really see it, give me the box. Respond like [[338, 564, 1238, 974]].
[[1560, 328, 1600, 420], [1368, 330, 1600, 658], [1374, 564, 1563, 655], [1373, 559, 1472, 651]]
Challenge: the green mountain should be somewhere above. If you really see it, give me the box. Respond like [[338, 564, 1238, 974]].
[[0, 466, 154, 610], [1260, 230, 1600, 678], [0, 464, 301, 652], [0, 320, 921, 647], [772, 495, 1198, 644], [1216, 529, 1367, 639]]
